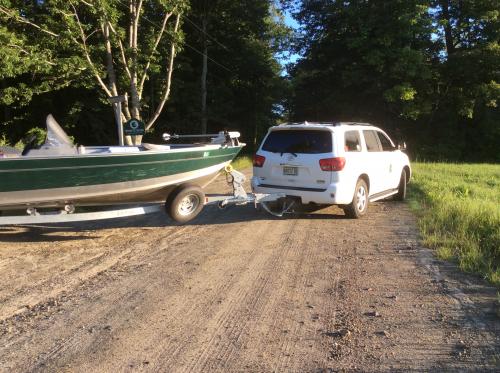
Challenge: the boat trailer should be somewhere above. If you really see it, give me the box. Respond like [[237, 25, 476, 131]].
[[0, 167, 291, 226]]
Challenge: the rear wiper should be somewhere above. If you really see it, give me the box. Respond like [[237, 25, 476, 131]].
[[281, 146, 298, 157]]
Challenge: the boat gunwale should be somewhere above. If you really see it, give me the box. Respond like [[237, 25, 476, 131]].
[[0, 150, 242, 173], [0, 144, 245, 163]]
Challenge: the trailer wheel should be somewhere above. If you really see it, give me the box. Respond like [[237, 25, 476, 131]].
[[166, 185, 205, 223]]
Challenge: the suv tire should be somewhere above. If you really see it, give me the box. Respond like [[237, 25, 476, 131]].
[[344, 179, 369, 219], [394, 170, 407, 201]]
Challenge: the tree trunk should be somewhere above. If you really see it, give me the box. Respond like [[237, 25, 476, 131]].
[[200, 17, 208, 134], [129, 0, 143, 145], [439, 0, 455, 55]]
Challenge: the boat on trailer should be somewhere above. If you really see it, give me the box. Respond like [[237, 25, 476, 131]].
[[0, 115, 244, 222]]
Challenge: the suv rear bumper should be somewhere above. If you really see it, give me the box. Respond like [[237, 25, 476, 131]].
[[251, 176, 353, 205]]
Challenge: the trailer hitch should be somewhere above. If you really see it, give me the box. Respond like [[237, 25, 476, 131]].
[[215, 166, 292, 217]]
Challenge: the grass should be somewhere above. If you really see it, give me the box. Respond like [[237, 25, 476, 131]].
[[408, 162, 500, 286], [230, 155, 252, 170]]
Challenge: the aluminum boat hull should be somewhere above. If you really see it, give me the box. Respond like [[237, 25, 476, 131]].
[[0, 145, 243, 210]]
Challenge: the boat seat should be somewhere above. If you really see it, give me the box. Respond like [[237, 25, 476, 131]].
[[0, 146, 21, 158], [24, 145, 79, 157], [108, 146, 141, 153], [142, 143, 171, 151]]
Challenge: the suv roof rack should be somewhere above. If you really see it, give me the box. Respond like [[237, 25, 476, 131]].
[[280, 121, 373, 127], [337, 122, 373, 126]]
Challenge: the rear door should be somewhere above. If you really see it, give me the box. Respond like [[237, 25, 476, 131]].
[[375, 130, 400, 190], [256, 129, 334, 191], [361, 130, 385, 195], [342, 129, 365, 190]]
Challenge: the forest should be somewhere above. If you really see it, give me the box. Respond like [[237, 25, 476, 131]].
[[0, 0, 498, 161]]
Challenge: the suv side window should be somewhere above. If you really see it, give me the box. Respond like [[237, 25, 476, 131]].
[[344, 131, 361, 152], [377, 132, 395, 151], [363, 130, 382, 152]]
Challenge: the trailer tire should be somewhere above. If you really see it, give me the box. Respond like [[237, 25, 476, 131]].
[[166, 185, 205, 223]]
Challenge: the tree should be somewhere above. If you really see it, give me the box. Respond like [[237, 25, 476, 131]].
[[163, 0, 290, 146], [189, 0, 218, 134], [289, 0, 436, 124], [0, 0, 188, 144], [287, 0, 499, 161], [429, 0, 499, 159]]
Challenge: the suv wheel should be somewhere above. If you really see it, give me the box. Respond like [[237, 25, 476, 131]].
[[394, 170, 407, 201], [344, 179, 369, 219]]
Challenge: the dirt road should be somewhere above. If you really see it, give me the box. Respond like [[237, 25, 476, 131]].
[[0, 171, 499, 372]]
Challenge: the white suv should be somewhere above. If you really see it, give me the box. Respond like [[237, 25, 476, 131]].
[[251, 122, 411, 218]]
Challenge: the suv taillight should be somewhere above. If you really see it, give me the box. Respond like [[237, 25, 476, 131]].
[[253, 154, 266, 167], [319, 157, 346, 171]]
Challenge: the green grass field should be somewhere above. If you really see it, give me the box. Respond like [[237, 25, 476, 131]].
[[409, 162, 500, 286]]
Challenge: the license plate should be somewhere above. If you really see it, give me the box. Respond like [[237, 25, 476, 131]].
[[283, 166, 298, 176]]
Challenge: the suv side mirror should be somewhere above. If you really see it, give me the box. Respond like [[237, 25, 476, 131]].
[[397, 141, 406, 150]]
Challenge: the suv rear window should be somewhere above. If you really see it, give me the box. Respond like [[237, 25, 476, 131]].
[[262, 130, 332, 154]]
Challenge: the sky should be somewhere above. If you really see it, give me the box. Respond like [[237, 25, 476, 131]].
[[285, 11, 299, 30], [279, 9, 301, 69]]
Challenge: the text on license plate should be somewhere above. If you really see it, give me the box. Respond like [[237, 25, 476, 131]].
[[283, 166, 298, 176]]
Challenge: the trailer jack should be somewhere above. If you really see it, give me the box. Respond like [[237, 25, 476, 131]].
[[207, 166, 293, 217]]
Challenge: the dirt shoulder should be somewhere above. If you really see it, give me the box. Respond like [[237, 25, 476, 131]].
[[0, 170, 498, 372]]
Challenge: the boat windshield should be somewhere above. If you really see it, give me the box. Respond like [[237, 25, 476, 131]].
[[45, 114, 73, 148]]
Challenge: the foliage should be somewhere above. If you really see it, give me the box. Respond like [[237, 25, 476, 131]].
[[230, 155, 252, 170], [0, 0, 289, 148], [1, 0, 497, 160], [409, 162, 500, 285], [286, 0, 499, 162], [0, 0, 188, 143], [159, 0, 290, 147]]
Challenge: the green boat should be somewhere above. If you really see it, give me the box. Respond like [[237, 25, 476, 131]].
[[0, 115, 244, 222]]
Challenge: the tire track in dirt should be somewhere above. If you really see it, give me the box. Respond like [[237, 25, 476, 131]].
[[147, 218, 280, 370], [19, 212, 273, 372], [0, 222, 194, 323], [268, 218, 357, 372], [0, 223, 208, 371], [33, 224, 211, 371], [276, 222, 340, 373], [257, 218, 322, 372], [184, 219, 301, 372], [144, 216, 297, 370]]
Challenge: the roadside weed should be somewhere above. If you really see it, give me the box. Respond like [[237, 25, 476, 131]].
[[230, 155, 252, 170]]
